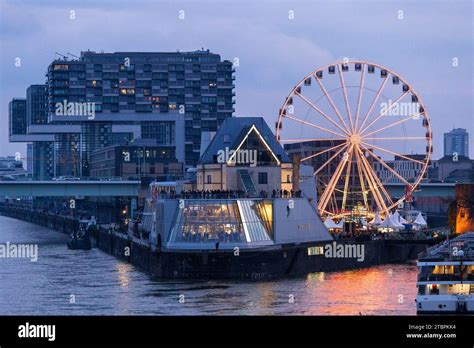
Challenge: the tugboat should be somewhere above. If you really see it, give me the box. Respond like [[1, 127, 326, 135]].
[[416, 232, 474, 313], [67, 217, 96, 250]]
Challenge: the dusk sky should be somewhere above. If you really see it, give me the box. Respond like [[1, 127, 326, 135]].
[[0, 0, 472, 160]]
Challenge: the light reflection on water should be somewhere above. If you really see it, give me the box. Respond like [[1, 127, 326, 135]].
[[0, 216, 417, 315]]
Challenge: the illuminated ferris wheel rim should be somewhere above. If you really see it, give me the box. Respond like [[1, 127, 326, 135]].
[[275, 59, 433, 218]]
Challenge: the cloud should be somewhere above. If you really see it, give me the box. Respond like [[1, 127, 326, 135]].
[[0, 0, 472, 159]]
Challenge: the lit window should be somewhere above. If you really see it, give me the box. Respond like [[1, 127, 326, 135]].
[[53, 64, 69, 71], [308, 246, 324, 256]]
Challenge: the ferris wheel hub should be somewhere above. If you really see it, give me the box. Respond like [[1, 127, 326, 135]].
[[349, 134, 362, 145]]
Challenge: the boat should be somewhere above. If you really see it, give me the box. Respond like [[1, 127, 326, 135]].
[[416, 232, 474, 314], [125, 181, 431, 279], [67, 217, 95, 250]]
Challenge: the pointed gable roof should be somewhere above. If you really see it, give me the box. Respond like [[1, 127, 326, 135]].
[[199, 117, 292, 164]]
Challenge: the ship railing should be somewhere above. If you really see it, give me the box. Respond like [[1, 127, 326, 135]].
[[418, 274, 462, 282]]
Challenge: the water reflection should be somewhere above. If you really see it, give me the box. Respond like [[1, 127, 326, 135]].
[[116, 263, 131, 288], [0, 216, 417, 315], [302, 266, 417, 315]]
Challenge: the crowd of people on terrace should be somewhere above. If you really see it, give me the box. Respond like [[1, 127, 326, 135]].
[[156, 189, 303, 199]]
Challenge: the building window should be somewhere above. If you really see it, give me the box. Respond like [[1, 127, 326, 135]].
[[258, 172, 268, 185], [287, 174, 291, 183], [207, 175, 212, 184], [307, 246, 324, 256]]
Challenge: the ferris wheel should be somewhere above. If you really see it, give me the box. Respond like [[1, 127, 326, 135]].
[[276, 60, 432, 218]]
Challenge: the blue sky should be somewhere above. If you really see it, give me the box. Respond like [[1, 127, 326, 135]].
[[0, 0, 472, 159]]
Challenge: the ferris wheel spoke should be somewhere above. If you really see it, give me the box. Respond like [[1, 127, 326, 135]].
[[341, 145, 354, 210], [354, 63, 366, 132], [355, 148, 381, 211], [330, 191, 338, 214], [358, 150, 394, 207], [318, 155, 347, 211], [360, 143, 413, 187], [354, 148, 369, 210], [359, 91, 410, 135], [294, 91, 351, 136], [279, 137, 346, 143], [355, 148, 382, 211], [360, 141, 425, 165], [300, 142, 347, 162], [357, 76, 389, 133], [283, 114, 347, 138], [318, 153, 348, 213], [337, 64, 354, 132], [314, 74, 351, 133], [313, 143, 349, 176], [362, 112, 422, 138], [363, 136, 426, 141], [356, 146, 388, 214]]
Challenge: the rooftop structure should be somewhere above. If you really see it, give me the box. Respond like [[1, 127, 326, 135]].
[[196, 117, 295, 196]]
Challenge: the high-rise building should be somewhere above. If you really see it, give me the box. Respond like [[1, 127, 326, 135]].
[[8, 98, 27, 140], [45, 50, 234, 174], [444, 128, 469, 158], [26, 84, 54, 179], [10, 87, 54, 180], [10, 49, 235, 179]]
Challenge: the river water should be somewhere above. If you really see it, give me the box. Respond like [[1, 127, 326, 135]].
[[0, 216, 418, 315]]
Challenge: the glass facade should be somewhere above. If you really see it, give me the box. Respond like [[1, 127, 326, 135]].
[[33, 142, 54, 180], [237, 200, 273, 241], [27, 85, 47, 125], [54, 133, 80, 176], [8, 99, 27, 137], [171, 199, 273, 244], [141, 122, 175, 145], [80, 123, 133, 176]]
